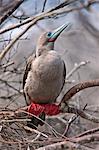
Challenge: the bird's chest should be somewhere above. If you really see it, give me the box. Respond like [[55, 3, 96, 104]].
[[24, 52, 64, 103], [31, 52, 63, 81]]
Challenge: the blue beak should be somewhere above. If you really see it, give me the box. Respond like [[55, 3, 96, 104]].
[[49, 23, 72, 42]]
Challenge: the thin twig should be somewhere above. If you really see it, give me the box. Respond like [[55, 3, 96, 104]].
[[0, 0, 97, 61], [63, 104, 87, 136], [74, 126, 99, 138], [66, 106, 99, 123], [72, 133, 99, 144], [1, 61, 14, 68], [19, 123, 48, 138], [42, 0, 47, 12], [0, 118, 31, 123], [0, 0, 98, 35], [0, 0, 25, 25], [66, 61, 89, 80]]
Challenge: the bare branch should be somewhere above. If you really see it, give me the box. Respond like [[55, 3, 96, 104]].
[[0, 0, 25, 25], [1, 61, 14, 68], [0, 0, 98, 61], [75, 126, 99, 138], [0, 0, 98, 35], [66, 106, 99, 123], [61, 79, 99, 103], [66, 61, 90, 80], [0, 118, 31, 123], [73, 134, 99, 144]]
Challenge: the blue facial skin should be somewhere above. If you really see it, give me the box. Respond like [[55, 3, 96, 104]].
[[47, 32, 52, 38]]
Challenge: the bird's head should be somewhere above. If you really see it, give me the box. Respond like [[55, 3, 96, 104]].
[[36, 23, 71, 57]]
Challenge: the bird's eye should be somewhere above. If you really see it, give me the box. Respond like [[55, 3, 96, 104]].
[[47, 32, 52, 37]]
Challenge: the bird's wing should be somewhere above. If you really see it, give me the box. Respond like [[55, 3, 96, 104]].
[[23, 54, 36, 101], [61, 60, 66, 90], [23, 54, 45, 127], [63, 60, 66, 81]]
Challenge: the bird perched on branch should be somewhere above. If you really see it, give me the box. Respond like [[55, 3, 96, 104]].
[[23, 23, 71, 128]]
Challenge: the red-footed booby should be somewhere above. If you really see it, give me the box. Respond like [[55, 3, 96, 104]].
[[23, 23, 70, 128]]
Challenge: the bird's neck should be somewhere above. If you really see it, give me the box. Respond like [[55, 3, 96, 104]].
[[36, 43, 54, 57]]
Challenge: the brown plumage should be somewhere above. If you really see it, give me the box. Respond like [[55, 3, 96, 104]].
[[23, 23, 70, 128], [23, 51, 66, 104]]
